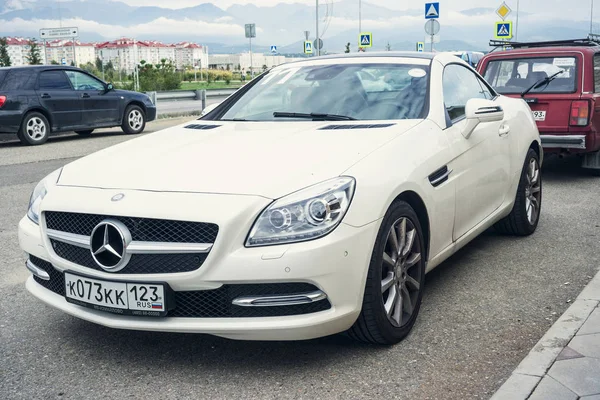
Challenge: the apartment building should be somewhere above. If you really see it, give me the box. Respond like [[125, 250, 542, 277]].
[[5, 37, 46, 65], [44, 39, 96, 66]]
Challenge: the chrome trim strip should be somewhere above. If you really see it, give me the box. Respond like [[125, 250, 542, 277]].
[[430, 169, 453, 186], [127, 241, 213, 254], [46, 229, 213, 254], [232, 290, 327, 307], [47, 229, 90, 249], [26, 258, 50, 280], [540, 135, 586, 149]]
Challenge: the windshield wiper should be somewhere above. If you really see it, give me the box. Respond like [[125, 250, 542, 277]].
[[521, 70, 564, 97], [273, 112, 356, 121]]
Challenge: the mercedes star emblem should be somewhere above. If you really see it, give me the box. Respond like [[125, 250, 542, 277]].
[[111, 193, 125, 202], [90, 220, 132, 271]]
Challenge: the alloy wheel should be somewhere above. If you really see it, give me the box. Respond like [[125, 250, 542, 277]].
[[525, 158, 541, 225], [26, 117, 46, 140], [128, 110, 143, 130], [381, 217, 422, 327]]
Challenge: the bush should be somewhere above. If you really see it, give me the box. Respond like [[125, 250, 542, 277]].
[[138, 59, 181, 91]]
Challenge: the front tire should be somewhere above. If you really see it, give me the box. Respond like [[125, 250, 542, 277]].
[[121, 105, 146, 134], [495, 148, 542, 236], [17, 112, 50, 146], [348, 201, 426, 345]]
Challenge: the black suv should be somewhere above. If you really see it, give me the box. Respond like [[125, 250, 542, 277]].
[[0, 66, 156, 145]]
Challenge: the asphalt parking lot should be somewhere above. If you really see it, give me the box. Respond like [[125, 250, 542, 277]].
[[1, 119, 599, 400]]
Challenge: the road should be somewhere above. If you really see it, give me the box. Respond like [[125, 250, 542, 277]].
[[1, 121, 599, 399]]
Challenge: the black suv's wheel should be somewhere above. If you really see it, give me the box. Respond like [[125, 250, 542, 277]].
[[121, 105, 146, 134], [348, 200, 426, 345], [75, 129, 94, 136], [495, 148, 542, 236], [18, 112, 50, 146]]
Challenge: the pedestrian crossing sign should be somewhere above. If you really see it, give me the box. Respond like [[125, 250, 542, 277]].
[[416, 42, 425, 52], [495, 21, 513, 39], [304, 40, 313, 54], [359, 32, 373, 48]]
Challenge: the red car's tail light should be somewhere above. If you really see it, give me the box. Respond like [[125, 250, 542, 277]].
[[0, 95, 6, 108], [570, 100, 590, 126]]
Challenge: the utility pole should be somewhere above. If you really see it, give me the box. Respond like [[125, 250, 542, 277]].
[[591, 0, 595, 34], [516, 0, 520, 40], [249, 36, 253, 78], [315, 0, 320, 56]]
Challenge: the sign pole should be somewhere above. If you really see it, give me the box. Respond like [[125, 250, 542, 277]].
[[431, 33, 434, 52], [42, 39, 46, 65], [72, 37, 76, 66], [249, 37, 253, 79], [316, 0, 320, 56], [516, 0, 520, 40]]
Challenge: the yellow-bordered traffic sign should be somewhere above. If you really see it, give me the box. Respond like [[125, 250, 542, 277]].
[[495, 2, 512, 20], [359, 32, 373, 48], [304, 40, 313, 54], [495, 21, 513, 39]]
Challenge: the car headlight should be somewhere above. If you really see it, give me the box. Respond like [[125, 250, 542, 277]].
[[27, 168, 62, 225], [246, 177, 355, 247]]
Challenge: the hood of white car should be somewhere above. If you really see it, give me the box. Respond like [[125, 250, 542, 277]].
[[59, 120, 421, 199]]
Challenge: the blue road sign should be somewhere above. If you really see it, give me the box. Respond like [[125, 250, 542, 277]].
[[416, 42, 425, 52], [425, 2, 440, 19], [270, 45, 277, 54], [495, 21, 513, 39], [359, 32, 373, 48], [304, 41, 313, 54], [61, 58, 66, 65]]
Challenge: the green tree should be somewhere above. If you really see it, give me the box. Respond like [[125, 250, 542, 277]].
[[95, 56, 103, 72], [50, 60, 59, 65], [344, 42, 351, 53], [262, 64, 267, 72], [0, 37, 11, 67], [137, 59, 181, 91], [25, 39, 42, 65]]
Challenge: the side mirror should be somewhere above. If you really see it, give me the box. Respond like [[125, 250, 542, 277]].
[[462, 98, 504, 139], [201, 102, 220, 117], [105, 83, 114, 92]]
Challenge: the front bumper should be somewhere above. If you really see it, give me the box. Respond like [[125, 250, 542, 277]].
[[19, 198, 379, 340], [146, 105, 157, 122]]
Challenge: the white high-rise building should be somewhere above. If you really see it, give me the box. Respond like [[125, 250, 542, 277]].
[[5, 37, 46, 65], [44, 39, 96, 66]]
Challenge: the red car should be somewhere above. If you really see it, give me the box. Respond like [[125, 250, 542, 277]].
[[478, 37, 600, 174]]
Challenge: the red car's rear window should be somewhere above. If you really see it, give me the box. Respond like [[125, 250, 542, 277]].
[[482, 56, 578, 94]]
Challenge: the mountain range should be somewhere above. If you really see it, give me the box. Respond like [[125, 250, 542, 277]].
[[0, 0, 595, 54]]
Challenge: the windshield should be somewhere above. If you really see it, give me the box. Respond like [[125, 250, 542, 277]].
[[483, 56, 578, 94], [218, 62, 430, 121]]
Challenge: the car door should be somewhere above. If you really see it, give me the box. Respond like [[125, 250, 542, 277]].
[[36, 70, 82, 130], [442, 64, 511, 241], [64, 70, 121, 127]]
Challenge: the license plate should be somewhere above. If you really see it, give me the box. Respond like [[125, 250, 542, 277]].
[[64, 272, 168, 317], [532, 110, 546, 121]]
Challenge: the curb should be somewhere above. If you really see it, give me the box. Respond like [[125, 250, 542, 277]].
[[490, 269, 600, 400], [157, 112, 201, 120]]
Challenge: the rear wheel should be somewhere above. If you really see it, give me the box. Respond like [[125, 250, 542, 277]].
[[17, 112, 50, 146], [121, 105, 146, 134], [495, 148, 542, 235], [75, 129, 94, 136], [348, 201, 426, 345]]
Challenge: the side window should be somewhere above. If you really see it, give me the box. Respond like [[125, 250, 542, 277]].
[[2, 69, 37, 90], [442, 64, 487, 121], [65, 71, 105, 91], [594, 54, 600, 93], [38, 71, 72, 90]]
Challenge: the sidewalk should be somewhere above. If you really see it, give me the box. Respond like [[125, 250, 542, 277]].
[[491, 270, 600, 400]]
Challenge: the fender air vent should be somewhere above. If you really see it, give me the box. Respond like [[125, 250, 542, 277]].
[[319, 123, 396, 130], [184, 124, 221, 130]]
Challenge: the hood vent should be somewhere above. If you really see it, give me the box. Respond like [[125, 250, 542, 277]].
[[319, 123, 396, 130], [184, 124, 222, 130]]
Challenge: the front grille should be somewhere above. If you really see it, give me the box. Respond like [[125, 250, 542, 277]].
[[45, 212, 219, 244], [51, 240, 208, 274], [30, 256, 65, 296], [30, 263, 331, 318]]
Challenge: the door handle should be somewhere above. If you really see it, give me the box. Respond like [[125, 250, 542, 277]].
[[81, 93, 90, 98], [40, 93, 51, 99], [499, 124, 510, 136]]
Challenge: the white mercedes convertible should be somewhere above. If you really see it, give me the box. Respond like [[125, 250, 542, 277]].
[[19, 52, 542, 344]]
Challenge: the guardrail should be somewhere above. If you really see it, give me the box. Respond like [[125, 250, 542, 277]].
[[145, 88, 238, 110]]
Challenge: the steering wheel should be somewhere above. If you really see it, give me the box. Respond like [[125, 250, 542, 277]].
[[359, 101, 409, 120]]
